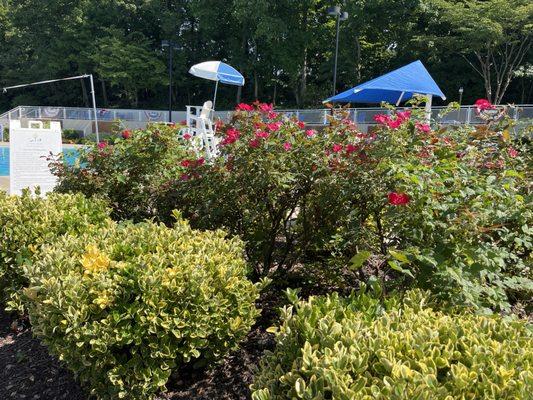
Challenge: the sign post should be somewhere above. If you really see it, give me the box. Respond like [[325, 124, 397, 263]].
[[9, 120, 62, 195]]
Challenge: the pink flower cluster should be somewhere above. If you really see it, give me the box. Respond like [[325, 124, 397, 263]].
[[221, 128, 241, 145], [475, 99, 495, 113], [373, 110, 411, 129]]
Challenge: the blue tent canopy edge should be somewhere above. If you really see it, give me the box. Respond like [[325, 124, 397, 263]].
[[324, 60, 446, 104]]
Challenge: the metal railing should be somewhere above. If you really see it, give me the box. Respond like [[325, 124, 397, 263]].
[[1, 104, 532, 128]]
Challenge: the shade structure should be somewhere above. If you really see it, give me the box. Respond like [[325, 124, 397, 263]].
[[189, 61, 245, 86], [189, 61, 245, 109], [324, 60, 446, 104]]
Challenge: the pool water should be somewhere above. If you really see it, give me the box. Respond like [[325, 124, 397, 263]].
[[0, 146, 80, 176]]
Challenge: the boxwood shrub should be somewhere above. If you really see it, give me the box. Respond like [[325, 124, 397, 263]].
[[252, 289, 533, 399], [24, 214, 261, 399], [0, 190, 111, 309]]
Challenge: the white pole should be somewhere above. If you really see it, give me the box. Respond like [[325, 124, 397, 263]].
[[425, 94, 433, 123], [213, 80, 219, 110], [88, 74, 99, 143], [396, 91, 405, 106]]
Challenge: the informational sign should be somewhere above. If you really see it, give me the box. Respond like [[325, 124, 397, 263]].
[[9, 120, 62, 196]]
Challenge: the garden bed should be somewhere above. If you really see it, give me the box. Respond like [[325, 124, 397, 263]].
[[0, 309, 275, 400]]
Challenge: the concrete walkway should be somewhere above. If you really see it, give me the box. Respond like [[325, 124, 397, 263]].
[[0, 177, 8, 192]]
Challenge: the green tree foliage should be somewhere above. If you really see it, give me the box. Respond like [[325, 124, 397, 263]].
[[425, 0, 533, 104], [0, 0, 531, 110]]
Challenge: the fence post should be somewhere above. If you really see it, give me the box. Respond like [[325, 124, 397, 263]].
[[323, 110, 328, 125], [466, 106, 472, 125]]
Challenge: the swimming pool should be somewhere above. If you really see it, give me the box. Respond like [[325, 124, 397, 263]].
[[0, 146, 81, 176]]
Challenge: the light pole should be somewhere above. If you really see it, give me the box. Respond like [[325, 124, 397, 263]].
[[162, 40, 179, 122], [327, 6, 348, 97], [458, 86, 464, 105]]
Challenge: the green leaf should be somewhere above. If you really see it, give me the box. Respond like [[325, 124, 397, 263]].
[[349, 251, 372, 270], [388, 260, 414, 279]]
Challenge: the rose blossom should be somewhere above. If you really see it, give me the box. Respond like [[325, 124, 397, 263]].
[[266, 122, 282, 132], [236, 103, 254, 111], [332, 144, 343, 153], [283, 142, 292, 151], [415, 122, 431, 133], [388, 192, 410, 205]]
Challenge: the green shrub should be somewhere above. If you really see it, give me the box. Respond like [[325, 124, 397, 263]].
[[24, 214, 262, 399], [51, 123, 188, 222], [252, 289, 533, 400], [0, 190, 111, 309]]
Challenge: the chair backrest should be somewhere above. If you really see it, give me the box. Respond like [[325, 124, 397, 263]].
[[200, 101, 213, 120]]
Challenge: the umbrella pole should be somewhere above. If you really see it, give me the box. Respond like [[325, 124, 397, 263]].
[[213, 80, 219, 110]]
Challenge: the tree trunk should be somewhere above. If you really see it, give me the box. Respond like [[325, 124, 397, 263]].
[[254, 70, 259, 100], [80, 79, 89, 107], [100, 79, 108, 107], [354, 36, 361, 81]]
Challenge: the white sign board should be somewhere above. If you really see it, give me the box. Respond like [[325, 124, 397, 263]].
[[9, 120, 62, 195]]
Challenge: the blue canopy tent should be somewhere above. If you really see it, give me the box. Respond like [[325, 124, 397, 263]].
[[323, 60, 446, 110]]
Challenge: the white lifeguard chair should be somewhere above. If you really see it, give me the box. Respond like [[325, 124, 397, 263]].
[[184, 101, 220, 159]]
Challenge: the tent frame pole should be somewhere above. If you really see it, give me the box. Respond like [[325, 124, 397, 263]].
[[425, 94, 433, 123], [396, 91, 405, 106]]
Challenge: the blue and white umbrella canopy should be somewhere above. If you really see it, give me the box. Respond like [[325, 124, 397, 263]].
[[189, 61, 245, 86], [189, 61, 244, 109]]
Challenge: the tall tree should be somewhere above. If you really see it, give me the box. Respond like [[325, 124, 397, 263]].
[[427, 0, 533, 104]]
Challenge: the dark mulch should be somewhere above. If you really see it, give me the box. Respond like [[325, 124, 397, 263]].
[[0, 310, 86, 400], [0, 288, 280, 400]]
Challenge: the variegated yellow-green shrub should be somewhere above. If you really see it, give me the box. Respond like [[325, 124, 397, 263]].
[[0, 190, 111, 310], [24, 213, 261, 399], [252, 289, 533, 400]]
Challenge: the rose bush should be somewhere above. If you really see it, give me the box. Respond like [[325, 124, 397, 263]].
[[172, 100, 531, 311], [172, 102, 386, 278], [51, 123, 189, 222]]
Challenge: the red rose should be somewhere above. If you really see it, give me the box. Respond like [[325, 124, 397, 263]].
[[283, 142, 292, 151], [297, 121, 305, 129], [236, 103, 254, 111], [373, 114, 391, 125], [508, 147, 518, 158], [388, 192, 410, 205], [306, 129, 316, 137], [474, 99, 495, 113], [255, 131, 270, 139], [183, 133, 192, 140], [415, 122, 431, 133], [332, 144, 343, 153], [97, 141, 108, 149], [396, 110, 411, 122], [268, 111, 279, 119], [181, 159, 192, 168], [345, 144, 358, 154], [266, 122, 282, 132], [220, 128, 241, 145], [121, 130, 132, 139], [249, 138, 260, 148], [196, 157, 205, 166], [258, 103, 274, 112]]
